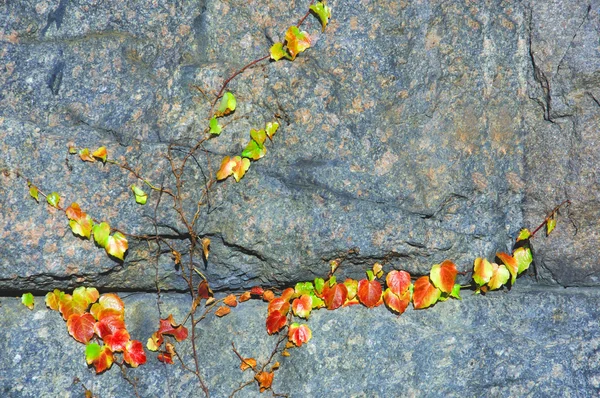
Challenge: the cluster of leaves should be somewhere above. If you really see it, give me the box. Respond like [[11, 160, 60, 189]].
[[45, 287, 146, 373]]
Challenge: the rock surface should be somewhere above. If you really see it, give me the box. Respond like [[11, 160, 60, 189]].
[[1, 284, 599, 397]]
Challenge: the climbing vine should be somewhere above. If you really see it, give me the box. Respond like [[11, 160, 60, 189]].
[[15, 0, 571, 396]]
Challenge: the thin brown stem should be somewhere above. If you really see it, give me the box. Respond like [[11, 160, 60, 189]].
[[530, 199, 571, 238]]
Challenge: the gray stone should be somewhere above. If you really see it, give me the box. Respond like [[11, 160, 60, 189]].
[[1, 284, 599, 396]]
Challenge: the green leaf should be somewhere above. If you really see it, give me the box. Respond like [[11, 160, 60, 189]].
[[86, 342, 102, 362], [131, 184, 148, 205], [314, 278, 325, 295], [241, 139, 267, 160], [92, 222, 111, 248], [250, 129, 267, 146], [265, 122, 279, 140], [21, 293, 34, 310], [547, 218, 556, 236], [294, 282, 315, 296], [270, 42, 289, 61], [328, 275, 336, 287], [366, 269, 375, 282], [516, 228, 531, 242], [216, 92, 236, 116], [209, 116, 222, 135], [450, 284, 461, 300], [310, 1, 332, 32], [46, 192, 60, 208], [514, 247, 533, 275], [29, 185, 39, 202]]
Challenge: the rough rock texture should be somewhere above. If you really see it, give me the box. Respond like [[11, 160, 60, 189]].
[[1, 284, 599, 396]]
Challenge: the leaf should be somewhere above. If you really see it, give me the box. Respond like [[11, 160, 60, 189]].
[[92, 147, 107, 163], [46, 192, 60, 208], [429, 260, 458, 294], [251, 286, 265, 296], [223, 294, 237, 307], [267, 298, 290, 315], [94, 313, 126, 339], [209, 116, 222, 135], [79, 148, 95, 162], [105, 232, 128, 260], [197, 280, 213, 300], [73, 287, 100, 307], [321, 282, 347, 310], [473, 258, 493, 286], [255, 371, 274, 393], [29, 184, 39, 202], [216, 156, 250, 182], [239, 291, 251, 302], [241, 139, 267, 160], [314, 278, 325, 295], [270, 42, 289, 61], [497, 252, 518, 285], [92, 222, 111, 248], [262, 290, 275, 302], [383, 288, 410, 315], [547, 218, 556, 236], [45, 289, 64, 311], [294, 281, 315, 297], [516, 228, 531, 242], [250, 129, 267, 146], [21, 293, 34, 310], [386, 270, 411, 296], [215, 306, 231, 317], [131, 184, 148, 205], [285, 26, 311, 60], [157, 351, 174, 364], [357, 278, 383, 308], [202, 237, 210, 261], [123, 340, 147, 368], [487, 263, 510, 290], [85, 343, 114, 373], [412, 276, 441, 310], [513, 247, 533, 275], [288, 323, 312, 347], [66, 203, 93, 239], [240, 357, 257, 371], [58, 294, 89, 321], [450, 283, 461, 300], [292, 294, 313, 319], [373, 263, 384, 279], [67, 313, 97, 343], [343, 278, 358, 301], [158, 315, 188, 342], [265, 122, 279, 140], [146, 332, 162, 352], [310, 1, 332, 32], [280, 287, 295, 302], [90, 293, 125, 321], [330, 259, 340, 275], [216, 92, 236, 116], [266, 311, 287, 335], [103, 329, 130, 352]]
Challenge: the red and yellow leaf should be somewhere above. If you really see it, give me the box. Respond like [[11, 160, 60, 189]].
[[67, 313, 96, 343], [429, 260, 458, 294], [487, 263, 510, 290], [473, 257, 493, 286], [288, 323, 312, 347], [321, 282, 348, 310], [58, 294, 89, 321], [497, 252, 518, 284], [267, 298, 290, 315], [386, 270, 411, 296], [157, 351, 174, 364], [280, 288, 295, 302], [216, 156, 250, 182], [92, 147, 107, 163], [105, 232, 128, 260], [94, 313, 126, 339], [79, 148, 95, 162], [285, 26, 311, 60], [357, 279, 383, 308], [291, 295, 312, 319], [123, 340, 146, 368], [103, 329, 130, 352], [412, 276, 441, 309], [90, 293, 125, 320], [215, 306, 231, 317], [383, 288, 411, 315], [146, 332, 163, 352], [266, 311, 287, 335], [158, 315, 188, 342]]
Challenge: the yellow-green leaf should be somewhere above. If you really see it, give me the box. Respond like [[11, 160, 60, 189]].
[[29, 185, 39, 202], [131, 184, 148, 205], [516, 228, 531, 242], [21, 293, 34, 310], [106, 232, 128, 260], [547, 218, 556, 236], [46, 192, 60, 208], [270, 42, 289, 61], [310, 1, 332, 32], [92, 222, 111, 248], [216, 92, 236, 117], [514, 247, 533, 275], [265, 122, 279, 140], [209, 116, 222, 135]]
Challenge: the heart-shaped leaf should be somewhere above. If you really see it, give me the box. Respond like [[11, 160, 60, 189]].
[[357, 278, 382, 308], [310, 1, 332, 32], [67, 312, 96, 343], [123, 340, 146, 368], [288, 323, 312, 347], [131, 184, 147, 205], [285, 26, 311, 60], [412, 276, 441, 309], [216, 91, 236, 116], [105, 232, 128, 260], [429, 260, 458, 294]]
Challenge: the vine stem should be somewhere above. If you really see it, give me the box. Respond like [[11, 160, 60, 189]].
[[529, 199, 571, 239]]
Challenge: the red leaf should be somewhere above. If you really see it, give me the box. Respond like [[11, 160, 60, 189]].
[[158, 315, 188, 342], [383, 288, 410, 315], [67, 313, 96, 343], [357, 279, 383, 308], [94, 313, 126, 339], [288, 323, 312, 347], [197, 280, 213, 300], [291, 295, 312, 319], [412, 276, 441, 309], [123, 340, 146, 368], [321, 282, 348, 310], [103, 329, 130, 352], [157, 351, 174, 364], [250, 286, 264, 296], [86, 344, 114, 373], [267, 298, 290, 315], [429, 260, 458, 294], [266, 311, 287, 335], [386, 270, 411, 296]]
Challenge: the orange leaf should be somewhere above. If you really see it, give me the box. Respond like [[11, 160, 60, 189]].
[[357, 279, 383, 308], [67, 313, 96, 343], [251, 286, 264, 296], [157, 351, 174, 364], [239, 291, 251, 302], [383, 288, 411, 315], [280, 288, 295, 302], [429, 260, 458, 294], [240, 357, 257, 371], [123, 340, 146, 368], [79, 148, 95, 162], [262, 290, 275, 302], [92, 147, 107, 162], [266, 311, 287, 335], [267, 298, 290, 315], [412, 276, 441, 310], [215, 306, 231, 317], [473, 258, 493, 286], [255, 371, 274, 392], [288, 323, 312, 347], [321, 282, 348, 310], [497, 252, 518, 285], [223, 294, 237, 307], [386, 270, 411, 296], [202, 237, 210, 260]]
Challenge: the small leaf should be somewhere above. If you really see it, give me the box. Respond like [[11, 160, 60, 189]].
[[103, 329, 130, 352], [450, 283, 461, 300], [343, 278, 358, 301], [357, 278, 382, 308], [73, 287, 100, 307], [285, 26, 311, 60], [157, 351, 174, 364], [197, 280, 213, 300], [241, 139, 267, 160], [92, 222, 111, 248], [310, 1, 332, 32], [92, 147, 107, 163], [547, 218, 556, 236], [473, 258, 493, 286], [288, 323, 312, 347], [85, 343, 114, 373], [292, 294, 313, 319], [29, 185, 39, 202], [266, 311, 287, 335], [209, 116, 222, 135], [373, 263, 384, 279], [294, 281, 315, 297], [239, 291, 251, 302], [429, 260, 458, 294], [105, 232, 128, 260], [202, 237, 210, 261], [45, 289, 63, 311], [79, 148, 95, 162], [497, 252, 518, 285], [216, 156, 250, 182], [262, 289, 275, 302], [314, 278, 325, 295], [270, 42, 288, 61], [240, 357, 257, 371], [321, 281, 347, 310], [255, 371, 274, 393], [46, 192, 61, 208], [216, 92, 236, 116], [280, 287, 295, 302], [66, 203, 94, 239], [67, 313, 96, 343], [131, 184, 148, 205], [223, 294, 237, 307], [215, 306, 231, 317], [265, 122, 279, 140], [21, 293, 34, 310], [412, 276, 441, 310], [487, 263, 510, 290], [516, 228, 531, 242], [158, 315, 188, 342], [123, 340, 146, 368], [513, 247, 533, 275], [250, 286, 265, 296], [250, 129, 267, 146], [68, 146, 77, 154]]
